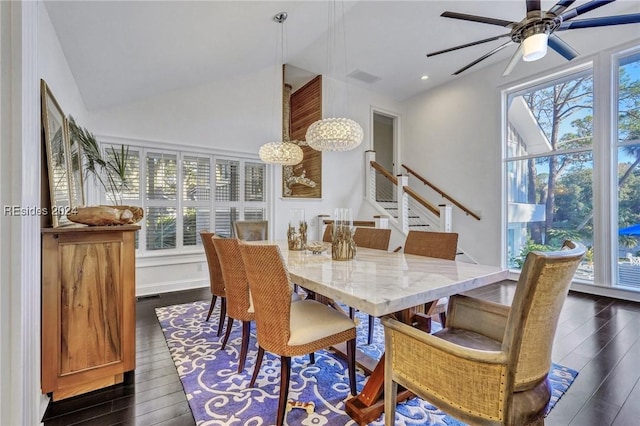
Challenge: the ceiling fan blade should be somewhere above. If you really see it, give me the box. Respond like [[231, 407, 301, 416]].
[[426, 33, 511, 57], [453, 41, 514, 75], [526, 1, 542, 13], [548, 34, 579, 60], [441, 11, 516, 28], [502, 44, 523, 76], [559, 0, 615, 21], [548, 0, 577, 16], [558, 13, 640, 30]]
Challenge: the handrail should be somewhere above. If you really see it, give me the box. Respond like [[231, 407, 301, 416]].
[[370, 161, 440, 217], [324, 219, 376, 227], [402, 164, 481, 221], [404, 186, 440, 216], [370, 161, 397, 185]]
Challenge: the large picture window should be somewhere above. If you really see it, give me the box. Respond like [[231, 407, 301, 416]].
[[505, 69, 594, 280], [504, 44, 640, 292], [616, 51, 640, 290]]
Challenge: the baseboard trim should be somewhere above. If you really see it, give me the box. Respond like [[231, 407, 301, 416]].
[[136, 278, 208, 298]]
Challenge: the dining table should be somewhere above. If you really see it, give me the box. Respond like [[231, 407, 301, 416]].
[[249, 240, 508, 425]]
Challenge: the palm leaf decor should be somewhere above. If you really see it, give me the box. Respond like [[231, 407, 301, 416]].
[[68, 115, 131, 205]]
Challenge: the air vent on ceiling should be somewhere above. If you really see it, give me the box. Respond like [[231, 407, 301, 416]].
[[348, 69, 381, 84]]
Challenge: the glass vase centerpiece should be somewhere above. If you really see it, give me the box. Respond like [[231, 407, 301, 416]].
[[287, 208, 307, 251], [332, 208, 356, 261]]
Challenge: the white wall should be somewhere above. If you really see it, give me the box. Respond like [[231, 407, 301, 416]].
[[38, 2, 88, 122], [87, 66, 276, 152], [402, 70, 503, 265]]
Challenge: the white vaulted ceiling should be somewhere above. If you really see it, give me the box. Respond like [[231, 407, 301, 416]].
[[44, 0, 640, 111]]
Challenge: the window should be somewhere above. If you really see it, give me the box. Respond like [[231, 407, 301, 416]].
[[146, 152, 177, 251], [616, 51, 640, 290], [504, 44, 640, 293], [506, 69, 594, 280], [102, 144, 267, 255], [213, 159, 266, 237], [182, 155, 211, 247]]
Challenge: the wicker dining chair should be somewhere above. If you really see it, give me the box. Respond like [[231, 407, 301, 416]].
[[238, 243, 358, 426], [404, 230, 459, 332], [233, 220, 268, 241], [199, 231, 227, 337], [351, 227, 392, 344], [353, 227, 391, 251], [383, 240, 585, 426], [212, 237, 257, 374]]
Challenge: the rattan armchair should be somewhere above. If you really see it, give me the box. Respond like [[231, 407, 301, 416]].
[[199, 231, 227, 336], [233, 220, 268, 241], [239, 243, 358, 426], [404, 230, 459, 332], [383, 241, 585, 426]]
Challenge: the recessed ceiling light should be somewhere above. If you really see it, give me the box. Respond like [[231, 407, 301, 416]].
[[420, 75, 429, 80]]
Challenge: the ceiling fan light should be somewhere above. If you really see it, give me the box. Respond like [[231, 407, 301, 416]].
[[522, 33, 549, 62], [259, 141, 303, 165]]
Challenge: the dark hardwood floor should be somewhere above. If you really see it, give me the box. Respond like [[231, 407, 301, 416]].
[[42, 283, 640, 425]]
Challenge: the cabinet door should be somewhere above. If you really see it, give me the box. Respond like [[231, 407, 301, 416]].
[[59, 238, 123, 374]]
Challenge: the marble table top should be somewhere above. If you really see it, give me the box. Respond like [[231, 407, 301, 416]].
[[246, 240, 508, 317]]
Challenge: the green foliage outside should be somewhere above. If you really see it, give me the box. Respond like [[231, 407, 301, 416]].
[[511, 57, 640, 268]]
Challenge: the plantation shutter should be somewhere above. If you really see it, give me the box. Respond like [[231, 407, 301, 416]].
[[146, 152, 177, 250], [182, 155, 211, 246]]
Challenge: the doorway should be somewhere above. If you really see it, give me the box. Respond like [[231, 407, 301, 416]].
[[372, 110, 398, 202]]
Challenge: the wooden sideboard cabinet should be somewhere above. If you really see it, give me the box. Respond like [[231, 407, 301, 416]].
[[41, 225, 139, 401]]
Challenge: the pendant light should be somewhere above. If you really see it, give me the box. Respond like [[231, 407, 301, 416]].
[[306, 0, 363, 152], [258, 12, 303, 166]]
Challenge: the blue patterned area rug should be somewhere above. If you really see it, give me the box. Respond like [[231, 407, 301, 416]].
[[156, 300, 577, 426]]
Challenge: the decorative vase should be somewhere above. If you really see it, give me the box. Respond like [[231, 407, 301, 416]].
[[332, 208, 356, 260], [287, 208, 307, 250]]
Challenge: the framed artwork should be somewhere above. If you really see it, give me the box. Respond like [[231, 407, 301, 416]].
[[41, 80, 84, 226]]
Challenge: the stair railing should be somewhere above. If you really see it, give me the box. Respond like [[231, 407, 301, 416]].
[[402, 164, 481, 221], [366, 151, 444, 233]]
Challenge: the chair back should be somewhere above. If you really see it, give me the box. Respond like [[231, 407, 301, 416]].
[[353, 227, 391, 251], [504, 240, 585, 390], [200, 231, 225, 297], [233, 220, 268, 241], [212, 238, 253, 321], [404, 231, 458, 260], [238, 243, 293, 354]]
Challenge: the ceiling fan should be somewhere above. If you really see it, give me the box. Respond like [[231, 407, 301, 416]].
[[427, 0, 640, 76]]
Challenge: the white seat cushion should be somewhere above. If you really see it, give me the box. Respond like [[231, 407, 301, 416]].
[[288, 300, 355, 346]]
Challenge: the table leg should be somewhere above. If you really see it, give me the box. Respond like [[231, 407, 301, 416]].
[[345, 355, 414, 425], [344, 305, 436, 425]]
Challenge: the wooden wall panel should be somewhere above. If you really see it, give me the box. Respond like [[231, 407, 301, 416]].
[[283, 75, 322, 198]]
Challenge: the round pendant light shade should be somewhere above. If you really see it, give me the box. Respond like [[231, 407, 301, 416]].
[[258, 141, 303, 165], [305, 117, 364, 152]]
